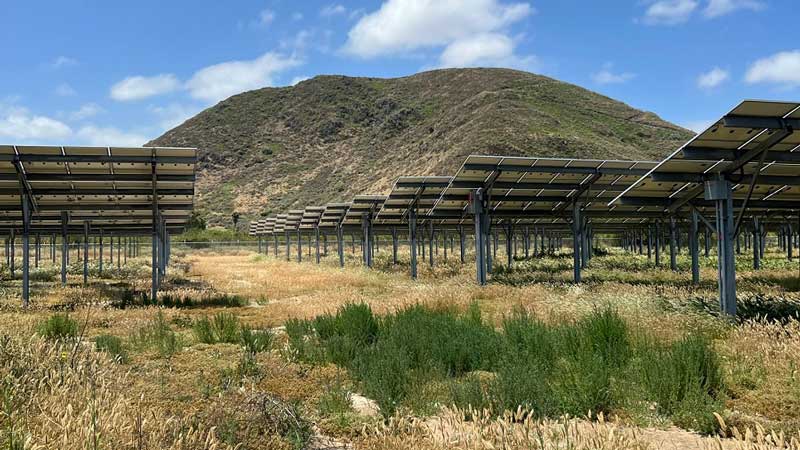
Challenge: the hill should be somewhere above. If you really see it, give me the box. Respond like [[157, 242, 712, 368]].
[[146, 68, 694, 226]]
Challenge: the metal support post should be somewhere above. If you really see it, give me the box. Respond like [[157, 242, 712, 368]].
[[572, 202, 582, 283], [706, 179, 737, 316], [459, 225, 465, 264], [83, 222, 89, 285], [471, 190, 487, 285], [753, 217, 761, 270], [669, 216, 678, 271], [409, 207, 418, 279], [691, 210, 700, 284], [60, 212, 68, 286], [315, 227, 321, 264]]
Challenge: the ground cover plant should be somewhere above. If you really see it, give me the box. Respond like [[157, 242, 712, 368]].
[[2, 247, 800, 449], [287, 303, 726, 433]]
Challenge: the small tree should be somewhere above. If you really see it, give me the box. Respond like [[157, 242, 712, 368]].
[[187, 212, 207, 230], [231, 212, 241, 232]]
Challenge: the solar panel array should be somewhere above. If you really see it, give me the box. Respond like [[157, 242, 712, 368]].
[[0, 145, 196, 234], [613, 100, 800, 214], [251, 101, 800, 245]]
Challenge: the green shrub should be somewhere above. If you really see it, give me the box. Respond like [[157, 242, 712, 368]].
[[285, 318, 321, 362], [354, 342, 411, 416], [192, 312, 241, 344], [318, 379, 352, 417], [94, 334, 128, 363], [240, 326, 273, 354], [192, 316, 216, 344], [213, 313, 241, 343], [314, 303, 378, 367], [376, 304, 501, 377], [493, 355, 556, 417], [289, 304, 727, 432], [449, 374, 491, 413], [37, 313, 78, 341], [637, 334, 724, 433], [130, 312, 183, 358]]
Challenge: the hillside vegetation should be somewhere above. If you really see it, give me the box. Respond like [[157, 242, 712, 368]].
[[148, 68, 693, 225]]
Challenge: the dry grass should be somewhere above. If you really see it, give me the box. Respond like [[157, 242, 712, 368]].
[[356, 408, 800, 450], [1, 246, 800, 449]]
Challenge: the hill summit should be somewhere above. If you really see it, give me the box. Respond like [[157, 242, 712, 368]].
[[147, 68, 693, 225]]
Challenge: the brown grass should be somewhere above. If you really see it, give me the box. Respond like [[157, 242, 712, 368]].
[[1, 247, 800, 449]]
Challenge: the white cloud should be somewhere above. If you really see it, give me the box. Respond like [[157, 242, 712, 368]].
[[682, 119, 714, 133], [69, 103, 104, 121], [349, 8, 366, 20], [438, 33, 533, 69], [290, 75, 311, 86], [110, 74, 181, 101], [591, 63, 636, 85], [343, 0, 531, 58], [259, 9, 275, 25], [186, 52, 302, 103], [51, 56, 78, 69], [641, 0, 698, 25], [745, 50, 800, 87], [697, 67, 729, 89], [149, 103, 201, 130], [0, 105, 73, 141], [321, 4, 347, 17], [75, 125, 148, 147], [55, 83, 77, 97], [703, 0, 763, 18]]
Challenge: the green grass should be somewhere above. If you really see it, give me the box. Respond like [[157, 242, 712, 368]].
[[240, 325, 274, 354], [144, 293, 247, 309], [192, 312, 241, 344], [36, 313, 78, 341], [129, 312, 184, 358], [286, 304, 726, 433], [94, 334, 128, 363]]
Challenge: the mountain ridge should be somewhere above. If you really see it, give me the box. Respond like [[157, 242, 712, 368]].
[[147, 68, 694, 226]]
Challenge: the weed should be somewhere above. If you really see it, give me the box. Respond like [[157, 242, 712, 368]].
[[636, 334, 724, 433], [240, 325, 273, 354], [129, 312, 184, 359], [318, 378, 352, 417], [191, 312, 241, 344], [36, 313, 78, 341], [94, 334, 128, 363], [285, 318, 322, 362]]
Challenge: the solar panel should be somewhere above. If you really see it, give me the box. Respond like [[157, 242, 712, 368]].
[[0, 145, 197, 234], [611, 100, 800, 214], [262, 217, 276, 235], [300, 206, 325, 229], [377, 176, 451, 222], [343, 195, 386, 226], [318, 203, 350, 229], [436, 155, 663, 223]]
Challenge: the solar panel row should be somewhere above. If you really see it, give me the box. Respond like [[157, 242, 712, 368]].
[[0, 144, 198, 305], [253, 100, 800, 316]]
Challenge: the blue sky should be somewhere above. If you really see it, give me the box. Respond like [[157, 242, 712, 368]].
[[1, 0, 798, 147]]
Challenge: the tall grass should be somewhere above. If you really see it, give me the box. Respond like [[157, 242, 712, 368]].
[[287, 304, 726, 432], [36, 313, 79, 341], [94, 334, 129, 363], [192, 312, 274, 356], [192, 312, 240, 344], [129, 312, 184, 358]]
